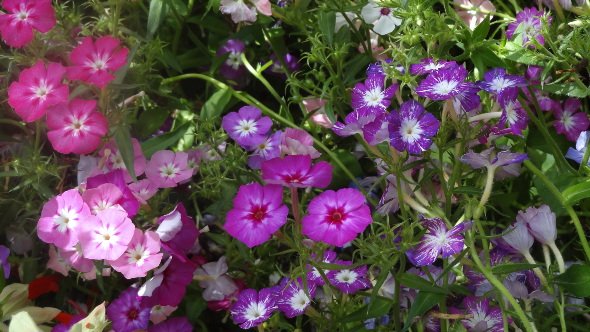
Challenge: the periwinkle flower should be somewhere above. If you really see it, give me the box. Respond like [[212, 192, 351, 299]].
[[388, 100, 440, 155], [565, 130, 589, 165]]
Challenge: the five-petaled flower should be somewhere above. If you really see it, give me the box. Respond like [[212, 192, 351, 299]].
[[406, 218, 469, 267], [261, 155, 332, 188], [389, 100, 440, 155], [230, 288, 277, 329], [222, 106, 273, 148], [0, 0, 56, 48]]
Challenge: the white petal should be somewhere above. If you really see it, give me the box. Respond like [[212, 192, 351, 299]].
[[156, 211, 182, 241], [373, 15, 398, 35]]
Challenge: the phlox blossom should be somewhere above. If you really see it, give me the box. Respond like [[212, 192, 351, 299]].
[[78, 207, 135, 261], [82, 183, 123, 214], [230, 288, 277, 329], [67, 36, 129, 88], [327, 261, 371, 294], [100, 138, 147, 182], [145, 150, 193, 188], [406, 218, 469, 267], [8, 61, 68, 122], [0, 0, 56, 48], [106, 287, 150, 332], [109, 229, 163, 279], [261, 155, 332, 188], [276, 278, 316, 318], [46, 99, 108, 155], [222, 106, 272, 148], [139, 257, 198, 307], [388, 100, 440, 155]]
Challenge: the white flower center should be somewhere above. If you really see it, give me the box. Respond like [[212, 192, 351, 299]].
[[159, 163, 180, 179], [226, 51, 243, 70], [110, 152, 126, 169], [53, 207, 79, 233], [15, 6, 30, 22], [244, 302, 266, 321], [335, 269, 358, 284], [432, 80, 458, 96], [33, 80, 52, 100], [504, 102, 519, 125], [126, 243, 150, 266], [363, 88, 385, 107], [234, 119, 258, 137], [400, 119, 424, 143], [88, 55, 110, 72], [424, 63, 444, 71], [561, 111, 574, 130], [490, 77, 512, 92], [68, 116, 87, 136], [94, 224, 120, 247], [289, 289, 310, 311]]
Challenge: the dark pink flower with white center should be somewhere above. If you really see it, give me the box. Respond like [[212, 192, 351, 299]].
[[128, 179, 158, 204], [281, 128, 321, 158], [86, 170, 140, 217], [552, 98, 589, 142], [406, 218, 468, 267], [416, 65, 475, 100], [478, 68, 527, 103], [145, 150, 193, 188], [493, 98, 528, 136], [37, 189, 94, 249], [351, 76, 397, 113], [100, 138, 147, 182], [7, 61, 68, 122], [46, 99, 108, 155], [82, 183, 123, 214], [224, 183, 288, 248], [230, 288, 277, 329], [247, 131, 282, 169], [327, 261, 371, 294], [261, 155, 332, 188], [222, 106, 272, 148], [452, 297, 503, 332], [276, 278, 316, 318], [0, 0, 55, 48], [389, 100, 440, 155], [307, 250, 337, 286], [302, 188, 372, 247], [67, 36, 129, 88], [410, 58, 457, 76], [78, 207, 135, 260], [507, 7, 551, 47], [108, 229, 163, 279]]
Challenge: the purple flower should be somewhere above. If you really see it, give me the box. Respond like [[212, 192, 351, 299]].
[[493, 98, 528, 136], [517, 205, 556, 245], [410, 58, 457, 76], [406, 218, 469, 267], [362, 111, 391, 145], [333, 109, 386, 138], [455, 297, 503, 332], [452, 84, 481, 114], [327, 261, 371, 294], [276, 278, 316, 318], [230, 288, 277, 329], [460, 148, 528, 173], [377, 175, 399, 215], [351, 76, 397, 113], [552, 98, 590, 142], [268, 53, 300, 76], [106, 287, 150, 332], [247, 131, 283, 169], [157, 204, 199, 261], [507, 7, 551, 47], [140, 257, 198, 307], [261, 155, 332, 188], [0, 245, 10, 279], [366, 59, 396, 77], [217, 39, 247, 82], [148, 317, 192, 332], [502, 221, 534, 256], [222, 106, 273, 148], [416, 65, 475, 100], [565, 131, 589, 165], [389, 100, 440, 155], [307, 250, 337, 286], [478, 68, 527, 103]]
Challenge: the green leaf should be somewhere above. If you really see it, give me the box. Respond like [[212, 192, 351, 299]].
[[563, 179, 590, 205], [403, 291, 445, 331], [398, 273, 449, 294], [471, 16, 490, 42], [141, 123, 191, 158], [340, 297, 392, 324], [201, 88, 232, 120], [135, 108, 169, 138], [503, 42, 545, 65], [492, 263, 542, 275], [147, 0, 167, 39], [541, 83, 590, 98], [114, 127, 137, 180], [318, 11, 335, 46], [556, 264, 590, 297]]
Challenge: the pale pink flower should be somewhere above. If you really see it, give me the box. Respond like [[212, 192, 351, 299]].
[[145, 150, 193, 188], [220, 0, 271, 24], [302, 98, 333, 128], [194, 256, 239, 301], [149, 305, 177, 324], [454, 0, 496, 30], [7, 61, 68, 122], [99, 138, 147, 182], [108, 229, 163, 279], [78, 207, 135, 261], [67, 36, 129, 88], [37, 189, 95, 249], [281, 128, 321, 158], [47, 245, 70, 276], [60, 244, 94, 273], [361, 1, 403, 35], [0, 0, 56, 48], [128, 179, 158, 204], [46, 99, 108, 155], [82, 183, 123, 214]]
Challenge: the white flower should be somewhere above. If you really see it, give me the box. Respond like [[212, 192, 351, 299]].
[[361, 1, 403, 35]]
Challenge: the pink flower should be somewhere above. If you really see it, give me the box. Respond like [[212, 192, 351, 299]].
[[281, 128, 321, 158], [67, 36, 129, 88], [261, 155, 332, 188], [128, 179, 158, 204], [46, 245, 70, 276], [82, 183, 123, 214], [7, 61, 68, 122], [108, 229, 163, 279], [60, 244, 94, 273], [302, 98, 334, 128], [220, 0, 271, 24], [145, 150, 193, 188], [78, 207, 135, 260], [224, 183, 288, 248], [86, 170, 140, 217], [37, 189, 95, 249], [46, 99, 108, 155], [99, 138, 147, 182], [149, 305, 177, 324], [454, 0, 496, 30], [0, 0, 56, 48], [302, 188, 372, 247]]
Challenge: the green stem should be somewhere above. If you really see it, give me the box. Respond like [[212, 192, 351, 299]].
[[548, 241, 566, 273], [524, 160, 590, 262], [290, 187, 301, 224], [473, 166, 495, 220], [240, 54, 291, 115]]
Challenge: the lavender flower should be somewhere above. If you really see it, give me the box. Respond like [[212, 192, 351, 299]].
[[389, 100, 440, 155], [327, 261, 371, 294], [106, 287, 150, 332], [222, 106, 273, 148], [406, 218, 469, 267], [507, 7, 552, 47], [410, 58, 457, 76], [0, 245, 9, 279], [230, 288, 277, 329], [460, 148, 527, 178], [517, 205, 556, 245], [455, 297, 503, 332], [351, 76, 397, 113], [502, 221, 534, 257], [276, 278, 316, 318], [332, 109, 385, 138], [416, 65, 475, 100], [247, 131, 283, 169], [565, 131, 589, 165], [478, 68, 527, 103], [217, 39, 247, 83]]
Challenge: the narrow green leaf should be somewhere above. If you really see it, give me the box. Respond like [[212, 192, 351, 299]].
[[541, 83, 590, 98], [201, 88, 232, 120], [398, 273, 449, 294], [556, 264, 590, 297], [491, 263, 542, 275], [114, 127, 137, 180], [403, 291, 445, 331], [147, 0, 166, 39], [471, 16, 490, 42], [135, 108, 169, 138], [141, 123, 191, 158], [318, 11, 335, 46], [340, 297, 392, 323], [563, 179, 590, 205]]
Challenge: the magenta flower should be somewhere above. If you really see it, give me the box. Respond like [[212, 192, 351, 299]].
[[86, 170, 140, 217], [552, 98, 590, 142], [46, 99, 108, 155], [128, 179, 158, 204], [37, 189, 94, 249], [507, 7, 551, 47], [247, 131, 283, 169], [230, 288, 277, 329], [156, 204, 199, 259], [410, 58, 457, 76], [302, 188, 372, 247], [108, 229, 163, 279], [478, 68, 527, 103], [106, 287, 150, 332], [327, 261, 371, 294], [67, 36, 129, 88], [307, 250, 337, 286], [416, 65, 475, 100], [389, 100, 440, 155], [78, 207, 135, 260], [261, 155, 332, 188], [281, 128, 321, 159], [222, 106, 272, 148], [148, 317, 192, 332], [0, 0, 56, 48], [145, 150, 193, 188], [140, 257, 197, 307], [406, 218, 469, 267], [276, 278, 316, 318], [224, 183, 288, 248], [7, 61, 68, 122], [351, 76, 397, 113]]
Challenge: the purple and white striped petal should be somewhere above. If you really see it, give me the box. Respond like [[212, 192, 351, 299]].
[[351, 76, 397, 113], [410, 58, 457, 76], [389, 100, 440, 155], [416, 66, 469, 100]]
